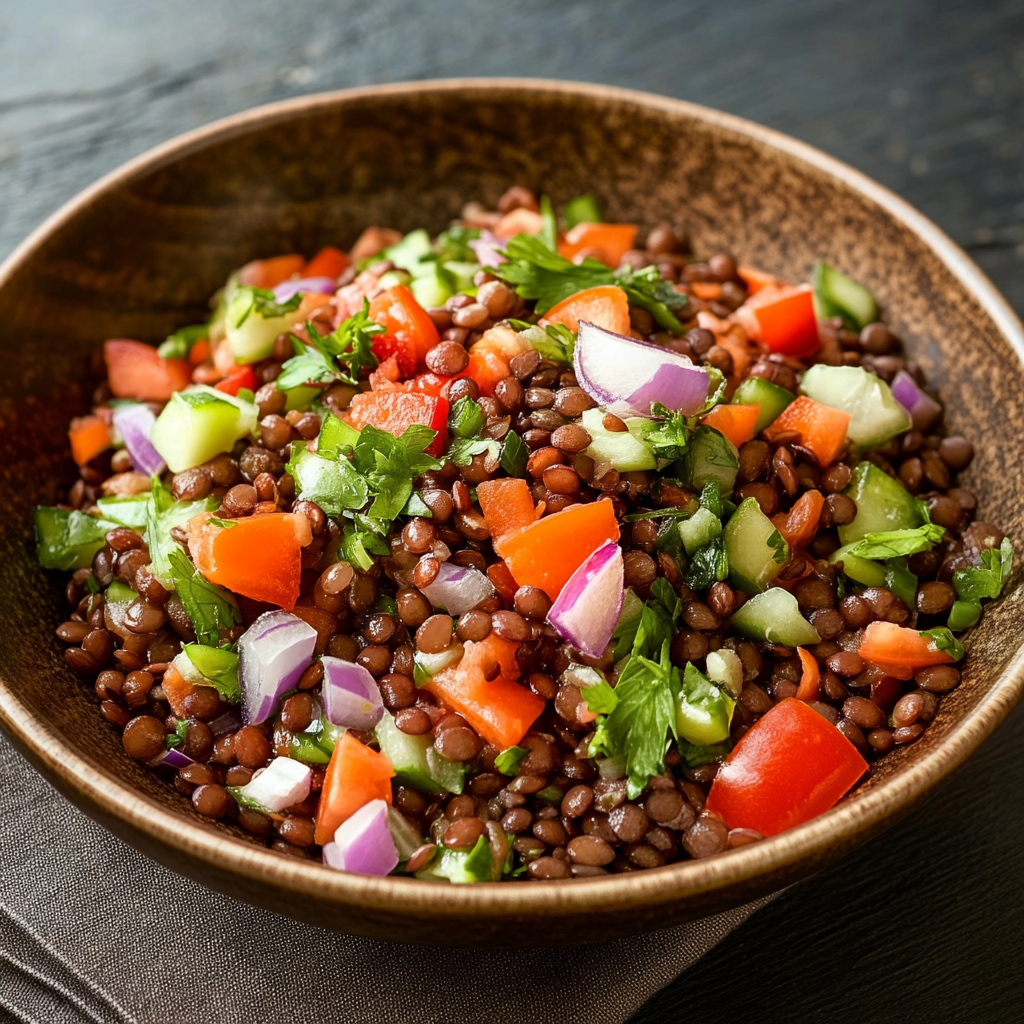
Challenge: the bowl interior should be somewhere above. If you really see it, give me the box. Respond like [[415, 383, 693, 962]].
[[0, 81, 1022, 946]]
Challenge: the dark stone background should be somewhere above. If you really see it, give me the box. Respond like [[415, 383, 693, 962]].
[[1, 2, 1021, 1020]]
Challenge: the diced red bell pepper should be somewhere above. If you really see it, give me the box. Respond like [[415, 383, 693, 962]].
[[543, 285, 631, 336], [238, 254, 306, 289], [771, 489, 826, 551], [314, 732, 394, 845], [214, 366, 258, 396], [369, 285, 439, 377], [304, 245, 350, 280], [706, 697, 867, 836], [752, 285, 821, 357], [557, 223, 638, 268], [858, 621, 957, 680], [344, 390, 448, 456], [69, 415, 112, 466], [794, 647, 821, 701], [476, 478, 538, 543], [763, 397, 850, 468], [104, 340, 191, 402], [701, 404, 761, 449], [424, 635, 544, 749]]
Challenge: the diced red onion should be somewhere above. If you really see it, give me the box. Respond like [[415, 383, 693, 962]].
[[238, 757, 312, 813], [272, 276, 338, 302], [573, 321, 711, 418], [238, 610, 318, 725], [321, 799, 399, 876], [547, 541, 624, 658], [148, 747, 193, 769], [420, 561, 496, 616], [113, 403, 165, 477], [321, 657, 383, 731], [209, 710, 242, 738], [890, 370, 943, 431], [468, 230, 506, 268]]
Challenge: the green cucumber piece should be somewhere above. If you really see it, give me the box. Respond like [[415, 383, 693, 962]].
[[376, 713, 465, 795], [564, 194, 603, 228], [813, 261, 878, 330], [581, 408, 656, 472], [388, 807, 425, 862], [106, 580, 139, 603], [35, 508, 121, 571], [838, 462, 923, 545], [95, 495, 151, 530], [948, 599, 982, 631], [282, 384, 321, 413], [409, 263, 455, 309], [731, 377, 795, 433], [178, 643, 240, 702], [382, 229, 433, 273], [829, 543, 887, 587], [681, 425, 739, 494], [884, 560, 918, 609], [678, 506, 723, 557], [290, 732, 332, 764], [417, 835, 497, 884], [444, 261, 480, 296], [723, 497, 789, 595], [150, 386, 257, 473], [225, 287, 304, 364], [730, 589, 821, 646], [800, 365, 911, 447], [676, 664, 735, 746], [376, 269, 412, 291], [412, 644, 465, 686]]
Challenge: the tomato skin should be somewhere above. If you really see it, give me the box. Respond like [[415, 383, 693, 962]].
[[344, 390, 448, 456], [238, 254, 305, 289], [543, 285, 631, 336], [763, 397, 850, 468], [369, 285, 439, 376], [557, 223, 637, 267], [214, 366, 258, 396], [858, 621, 956, 680], [104, 340, 191, 401], [701, 404, 760, 449], [304, 245, 349, 280], [705, 698, 867, 836], [771, 489, 826, 551], [752, 285, 820, 357], [314, 732, 394, 846]]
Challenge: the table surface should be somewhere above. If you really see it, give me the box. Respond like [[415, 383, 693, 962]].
[[2, 1, 1022, 1020]]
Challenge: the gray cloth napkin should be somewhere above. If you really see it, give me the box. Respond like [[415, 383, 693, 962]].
[[0, 732, 770, 1024]]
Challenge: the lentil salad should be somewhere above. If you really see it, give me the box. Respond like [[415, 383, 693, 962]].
[[39, 185, 1014, 882]]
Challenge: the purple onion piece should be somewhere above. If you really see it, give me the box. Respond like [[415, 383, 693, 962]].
[[891, 369, 942, 431], [419, 561, 496, 616], [238, 610, 318, 725], [322, 799, 399, 876], [112, 403, 165, 477], [573, 320, 711, 419], [321, 657, 384, 730], [547, 541, 624, 658], [148, 747, 193, 769], [209, 710, 242, 738], [237, 757, 312, 813], [272, 276, 338, 302], [468, 230, 507, 269]]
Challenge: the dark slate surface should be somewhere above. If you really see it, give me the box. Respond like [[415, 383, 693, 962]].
[[1, 1, 1022, 1020]]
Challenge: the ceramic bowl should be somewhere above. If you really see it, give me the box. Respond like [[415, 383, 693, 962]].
[[0, 80, 1021, 947]]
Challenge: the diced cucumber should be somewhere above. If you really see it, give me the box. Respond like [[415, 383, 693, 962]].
[[382, 229, 434, 273], [564, 194, 603, 228], [412, 644, 465, 686], [417, 835, 499, 884], [800, 365, 911, 447], [681, 425, 739, 494], [678, 506, 723, 557], [409, 263, 455, 309], [288, 444, 369, 516], [225, 287, 304, 364], [731, 377, 795, 433], [106, 580, 139, 603], [884, 560, 918, 609], [377, 269, 412, 291], [150, 386, 258, 473], [813, 261, 878, 330], [177, 643, 240, 702], [829, 544, 887, 587], [282, 384, 321, 413], [95, 494, 151, 530], [676, 664, 735, 747], [444, 261, 480, 295], [730, 588, 821, 646], [35, 508, 122, 571], [289, 732, 332, 764], [376, 712, 465, 795], [705, 648, 743, 699], [838, 461, 923, 545], [723, 497, 789, 595], [388, 806, 425, 861], [581, 408, 656, 472]]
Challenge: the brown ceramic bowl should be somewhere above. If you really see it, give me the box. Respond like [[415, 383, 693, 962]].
[[0, 80, 1021, 948]]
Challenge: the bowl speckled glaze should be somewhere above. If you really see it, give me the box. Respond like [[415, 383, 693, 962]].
[[0, 80, 1021, 948]]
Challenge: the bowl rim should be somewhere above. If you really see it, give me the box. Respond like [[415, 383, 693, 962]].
[[1, 77, 1023, 921]]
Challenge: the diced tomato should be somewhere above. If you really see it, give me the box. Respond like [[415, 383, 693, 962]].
[[858, 621, 957, 680], [69, 415, 112, 466], [752, 285, 820, 357], [314, 732, 394, 845], [795, 647, 821, 702], [771, 489, 826, 551], [706, 697, 867, 836], [736, 265, 783, 295], [476, 478, 538, 543], [104, 340, 191, 402], [161, 662, 200, 719], [466, 345, 510, 396], [486, 561, 520, 605], [691, 282, 723, 301], [424, 635, 544, 749], [304, 245, 349, 280], [763, 397, 850, 468], [369, 285, 439, 376], [188, 338, 212, 366], [291, 601, 338, 655], [494, 208, 544, 237], [495, 499, 620, 601], [701, 404, 760, 449], [238, 254, 306, 289], [344, 390, 448, 456], [557, 222, 637, 268], [368, 356, 401, 389], [214, 366, 258, 397], [543, 285, 631, 336], [187, 511, 312, 610]]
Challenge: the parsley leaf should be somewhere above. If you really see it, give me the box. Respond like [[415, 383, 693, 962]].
[[351, 426, 417, 522], [278, 302, 382, 390], [848, 523, 947, 559], [157, 323, 207, 360], [166, 549, 241, 646], [580, 672, 620, 715], [500, 429, 528, 477], [920, 626, 965, 661], [643, 403, 691, 461], [677, 738, 732, 769], [494, 746, 529, 776], [448, 396, 487, 439], [684, 535, 730, 591], [494, 235, 615, 313], [767, 529, 788, 564], [434, 224, 481, 263], [698, 481, 724, 519], [341, 517, 391, 571], [166, 717, 190, 749], [145, 480, 217, 588], [447, 436, 500, 466], [693, 367, 727, 416], [287, 442, 370, 516], [611, 588, 644, 660], [952, 537, 1014, 602], [508, 321, 577, 367]]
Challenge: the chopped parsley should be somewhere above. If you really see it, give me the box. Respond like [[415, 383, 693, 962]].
[[684, 535, 730, 591], [166, 549, 242, 646], [157, 323, 208, 361], [499, 429, 528, 477], [848, 523, 947, 560], [952, 537, 1014, 602], [919, 626, 964, 661], [494, 746, 529, 776], [277, 301, 382, 391], [448, 396, 487, 439]]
